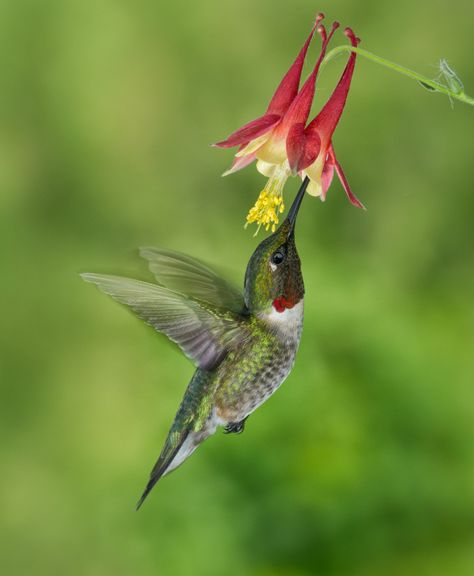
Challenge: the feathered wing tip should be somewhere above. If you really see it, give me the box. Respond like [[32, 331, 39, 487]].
[[138, 247, 245, 313], [80, 272, 243, 371]]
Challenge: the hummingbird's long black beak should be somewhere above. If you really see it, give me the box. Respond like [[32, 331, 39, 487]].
[[286, 176, 310, 235]]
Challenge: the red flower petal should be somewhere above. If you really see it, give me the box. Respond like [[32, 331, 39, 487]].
[[305, 27, 360, 150], [279, 21, 340, 131], [213, 113, 280, 148], [320, 159, 335, 201], [281, 21, 339, 174], [267, 13, 324, 116], [222, 149, 257, 176], [330, 145, 365, 209], [286, 123, 321, 173]]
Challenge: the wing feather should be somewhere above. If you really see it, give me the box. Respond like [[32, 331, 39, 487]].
[[81, 273, 242, 370], [139, 248, 245, 313]]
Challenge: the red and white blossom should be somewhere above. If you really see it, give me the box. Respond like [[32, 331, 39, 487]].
[[215, 15, 364, 231]]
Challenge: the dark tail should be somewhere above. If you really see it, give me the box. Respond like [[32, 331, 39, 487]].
[[136, 370, 215, 509], [135, 428, 190, 510]]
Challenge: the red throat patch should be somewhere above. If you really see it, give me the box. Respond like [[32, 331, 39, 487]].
[[273, 296, 295, 313]]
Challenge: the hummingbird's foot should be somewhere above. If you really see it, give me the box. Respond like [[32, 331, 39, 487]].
[[224, 418, 248, 435]]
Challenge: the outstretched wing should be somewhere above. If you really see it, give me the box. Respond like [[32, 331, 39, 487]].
[[81, 274, 243, 370], [139, 248, 245, 313]]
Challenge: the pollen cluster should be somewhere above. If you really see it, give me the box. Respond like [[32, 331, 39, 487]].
[[245, 161, 291, 234], [246, 189, 285, 235]]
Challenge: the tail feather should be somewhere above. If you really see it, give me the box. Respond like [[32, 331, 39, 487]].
[[136, 429, 190, 510], [136, 370, 217, 509]]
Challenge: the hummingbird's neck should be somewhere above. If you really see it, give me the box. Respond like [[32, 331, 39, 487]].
[[261, 299, 304, 332]]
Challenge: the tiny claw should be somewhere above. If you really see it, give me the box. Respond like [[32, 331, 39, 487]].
[[224, 418, 247, 434]]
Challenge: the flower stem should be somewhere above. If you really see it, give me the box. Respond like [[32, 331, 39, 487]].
[[323, 45, 474, 106]]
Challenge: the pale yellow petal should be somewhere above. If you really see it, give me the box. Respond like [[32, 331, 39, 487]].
[[256, 134, 287, 166], [305, 178, 322, 197], [256, 159, 276, 177], [235, 133, 271, 157], [303, 156, 324, 197]]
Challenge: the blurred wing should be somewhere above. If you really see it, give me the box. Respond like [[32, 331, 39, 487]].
[[139, 247, 245, 313], [81, 274, 243, 370]]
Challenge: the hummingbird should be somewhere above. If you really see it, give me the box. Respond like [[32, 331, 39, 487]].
[[81, 178, 309, 508]]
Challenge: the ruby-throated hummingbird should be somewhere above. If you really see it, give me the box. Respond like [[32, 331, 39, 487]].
[[82, 178, 309, 508]]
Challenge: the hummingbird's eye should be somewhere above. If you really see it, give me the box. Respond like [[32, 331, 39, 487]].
[[271, 251, 285, 266]]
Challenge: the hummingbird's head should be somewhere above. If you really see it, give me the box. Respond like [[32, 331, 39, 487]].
[[244, 179, 308, 314]]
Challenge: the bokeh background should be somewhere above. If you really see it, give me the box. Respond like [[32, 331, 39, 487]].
[[1, 0, 473, 574]]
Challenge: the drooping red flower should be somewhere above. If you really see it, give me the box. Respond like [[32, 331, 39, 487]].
[[215, 16, 364, 231], [289, 27, 364, 208], [214, 13, 325, 170]]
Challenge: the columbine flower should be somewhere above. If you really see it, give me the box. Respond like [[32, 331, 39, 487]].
[[289, 27, 364, 208], [215, 15, 364, 231]]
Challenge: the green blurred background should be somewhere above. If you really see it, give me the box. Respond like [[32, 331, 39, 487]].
[[1, 0, 473, 574]]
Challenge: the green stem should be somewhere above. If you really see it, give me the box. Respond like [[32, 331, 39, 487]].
[[323, 45, 474, 106]]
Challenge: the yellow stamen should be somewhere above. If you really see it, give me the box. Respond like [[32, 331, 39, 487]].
[[245, 162, 290, 235]]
